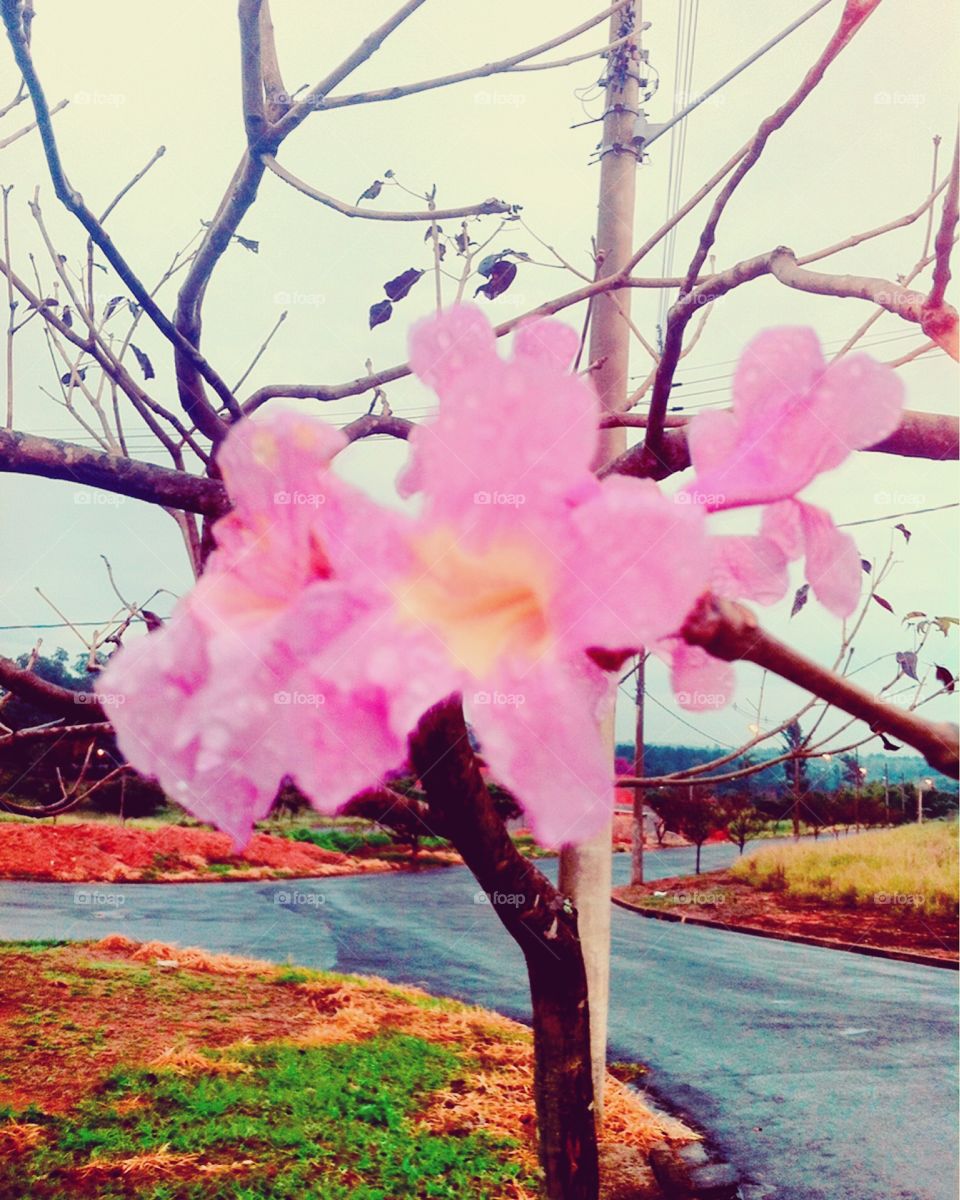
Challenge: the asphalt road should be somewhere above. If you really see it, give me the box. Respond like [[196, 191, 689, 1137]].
[[0, 841, 956, 1200]]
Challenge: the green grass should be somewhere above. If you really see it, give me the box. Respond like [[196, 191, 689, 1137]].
[[730, 819, 959, 916], [3, 1035, 531, 1199], [282, 826, 450, 855]]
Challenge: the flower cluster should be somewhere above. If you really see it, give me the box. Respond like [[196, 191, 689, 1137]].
[[100, 309, 903, 847]]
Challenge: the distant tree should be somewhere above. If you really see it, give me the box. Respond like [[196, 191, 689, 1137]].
[[722, 794, 765, 854], [781, 721, 810, 839], [800, 789, 836, 839], [667, 790, 726, 875]]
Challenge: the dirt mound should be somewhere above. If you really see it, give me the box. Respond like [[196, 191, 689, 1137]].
[[0, 821, 396, 882]]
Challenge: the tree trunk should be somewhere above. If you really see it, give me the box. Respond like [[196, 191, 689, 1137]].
[[410, 697, 599, 1200]]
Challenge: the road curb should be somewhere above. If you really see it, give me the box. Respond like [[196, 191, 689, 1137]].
[[649, 1139, 743, 1199], [611, 894, 958, 970]]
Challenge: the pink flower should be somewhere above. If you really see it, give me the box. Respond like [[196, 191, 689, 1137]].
[[100, 412, 407, 846], [659, 328, 903, 709], [338, 308, 713, 845], [682, 327, 902, 620]]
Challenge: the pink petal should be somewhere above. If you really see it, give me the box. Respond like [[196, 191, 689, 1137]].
[[686, 327, 903, 511], [466, 656, 615, 847], [512, 318, 579, 370], [408, 304, 497, 392], [709, 535, 789, 605], [400, 306, 599, 531], [760, 500, 805, 559], [564, 476, 712, 650], [809, 351, 905, 472], [218, 409, 345, 520], [667, 640, 736, 711], [796, 500, 862, 617], [100, 615, 291, 847], [685, 409, 742, 481], [281, 681, 407, 814], [732, 327, 824, 425]]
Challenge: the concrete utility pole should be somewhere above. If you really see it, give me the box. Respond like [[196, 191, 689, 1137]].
[[630, 654, 645, 886], [558, 1, 641, 1123]]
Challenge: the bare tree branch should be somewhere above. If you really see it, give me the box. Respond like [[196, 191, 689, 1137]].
[[0, 427, 228, 515], [0, 654, 104, 720], [928, 131, 959, 312], [0, 0, 241, 438], [604, 409, 960, 482], [271, 1, 632, 123], [768, 247, 959, 357], [263, 155, 517, 222], [680, 594, 959, 778], [643, 0, 883, 464]]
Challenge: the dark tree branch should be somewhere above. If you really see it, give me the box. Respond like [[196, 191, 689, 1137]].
[[680, 594, 960, 778], [603, 409, 960, 481], [0, 428, 229, 515], [0, 656, 105, 720]]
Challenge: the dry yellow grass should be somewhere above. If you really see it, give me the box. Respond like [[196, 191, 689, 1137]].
[[731, 820, 959, 916], [93, 935, 698, 1173]]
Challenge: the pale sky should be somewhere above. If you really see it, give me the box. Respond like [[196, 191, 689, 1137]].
[[1, 0, 958, 754]]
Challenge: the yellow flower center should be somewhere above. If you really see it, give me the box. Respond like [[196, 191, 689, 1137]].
[[399, 529, 554, 678]]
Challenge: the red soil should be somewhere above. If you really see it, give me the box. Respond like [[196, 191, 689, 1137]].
[[0, 822, 396, 883]]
